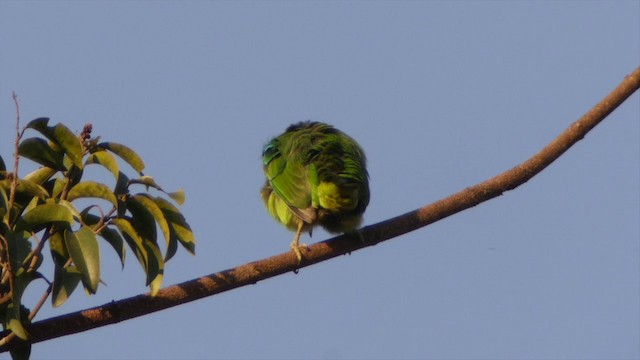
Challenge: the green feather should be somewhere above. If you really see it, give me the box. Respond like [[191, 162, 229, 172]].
[[261, 121, 370, 237]]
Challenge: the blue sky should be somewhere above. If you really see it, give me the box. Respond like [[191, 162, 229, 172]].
[[0, 1, 638, 359]]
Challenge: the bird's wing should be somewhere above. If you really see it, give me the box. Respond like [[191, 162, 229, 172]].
[[263, 141, 317, 224]]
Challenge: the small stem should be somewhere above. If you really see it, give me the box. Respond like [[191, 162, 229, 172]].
[[8, 92, 23, 214]]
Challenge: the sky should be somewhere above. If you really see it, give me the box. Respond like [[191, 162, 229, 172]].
[[0, 1, 638, 359]]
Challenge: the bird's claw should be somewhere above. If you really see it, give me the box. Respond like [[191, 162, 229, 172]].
[[290, 241, 308, 264]]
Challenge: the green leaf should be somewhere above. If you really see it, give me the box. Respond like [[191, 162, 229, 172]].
[[49, 231, 69, 267], [112, 217, 159, 287], [126, 195, 158, 245], [167, 188, 186, 205], [6, 230, 32, 275], [112, 218, 149, 276], [132, 194, 171, 249], [0, 184, 9, 224], [153, 197, 196, 255], [85, 151, 120, 179], [114, 172, 130, 218], [17, 178, 50, 200], [82, 212, 125, 268], [99, 142, 145, 173], [25, 118, 84, 169], [65, 227, 100, 294], [18, 137, 65, 170], [52, 265, 82, 307], [129, 175, 163, 191], [24, 166, 57, 185], [7, 272, 38, 340], [52, 199, 81, 221], [6, 304, 29, 340], [16, 203, 73, 231], [0, 154, 6, 172], [67, 181, 118, 207], [100, 225, 126, 268], [24, 117, 50, 131], [145, 241, 164, 296], [45, 177, 66, 199]]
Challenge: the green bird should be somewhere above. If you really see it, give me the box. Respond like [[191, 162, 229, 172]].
[[261, 121, 370, 262]]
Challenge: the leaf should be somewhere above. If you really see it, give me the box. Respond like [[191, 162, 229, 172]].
[[145, 241, 164, 296], [49, 230, 69, 267], [18, 138, 65, 170], [82, 212, 125, 268], [114, 172, 130, 218], [16, 179, 50, 200], [6, 304, 29, 340], [129, 175, 163, 191], [99, 226, 126, 268], [131, 194, 171, 249], [24, 166, 57, 185], [52, 265, 82, 307], [46, 177, 66, 199], [0, 154, 5, 172], [126, 195, 158, 245], [99, 142, 145, 173], [16, 203, 73, 232], [65, 227, 100, 294], [112, 217, 160, 286], [153, 197, 196, 255], [25, 118, 84, 169], [85, 151, 120, 179], [6, 230, 32, 275], [112, 218, 149, 276], [67, 181, 118, 207], [7, 272, 38, 340], [167, 188, 185, 205], [0, 184, 9, 224], [51, 199, 81, 221]]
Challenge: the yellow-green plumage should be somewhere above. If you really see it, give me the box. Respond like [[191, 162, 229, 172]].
[[261, 121, 369, 261]]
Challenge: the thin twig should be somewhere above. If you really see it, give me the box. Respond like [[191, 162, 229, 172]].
[[0, 67, 638, 353]]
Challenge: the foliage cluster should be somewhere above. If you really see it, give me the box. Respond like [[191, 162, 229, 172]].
[[0, 118, 195, 358]]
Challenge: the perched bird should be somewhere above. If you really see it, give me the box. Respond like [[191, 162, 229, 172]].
[[261, 121, 370, 262]]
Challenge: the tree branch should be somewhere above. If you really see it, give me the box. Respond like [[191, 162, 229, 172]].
[[1, 67, 639, 353]]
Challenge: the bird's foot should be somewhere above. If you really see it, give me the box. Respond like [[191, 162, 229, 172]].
[[290, 241, 309, 264]]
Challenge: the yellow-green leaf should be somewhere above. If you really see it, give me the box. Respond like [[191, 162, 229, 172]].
[[6, 230, 32, 275], [153, 197, 195, 255], [112, 218, 149, 275], [25, 118, 84, 169], [167, 188, 185, 205], [16, 203, 73, 231], [0, 184, 9, 224], [146, 241, 164, 296], [24, 166, 57, 185], [18, 137, 65, 170], [86, 151, 119, 180], [7, 272, 38, 340], [52, 265, 82, 307], [132, 194, 171, 249], [64, 226, 100, 294], [6, 304, 29, 340], [51, 123, 84, 169], [99, 142, 145, 173], [67, 181, 118, 207], [126, 196, 157, 244], [81, 212, 126, 268], [49, 231, 69, 267]]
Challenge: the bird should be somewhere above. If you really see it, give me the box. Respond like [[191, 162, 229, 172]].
[[260, 121, 370, 262]]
